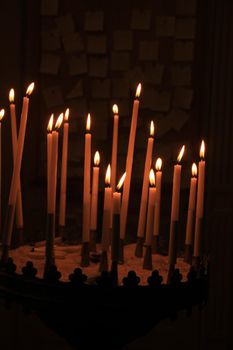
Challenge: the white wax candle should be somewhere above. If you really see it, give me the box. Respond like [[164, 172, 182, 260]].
[[111, 104, 119, 191], [47, 114, 53, 213], [194, 141, 206, 257], [0, 110, 4, 230], [9, 90, 24, 229], [153, 158, 162, 236], [82, 114, 92, 242], [59, 108, 69, 227], [137, 121, 154, 239], [90, 151, 100, 230], [145, 170, 156, 246], [120, 83, 141, 240], [185, 163, 197, 245], [101, 165, 112, 252]]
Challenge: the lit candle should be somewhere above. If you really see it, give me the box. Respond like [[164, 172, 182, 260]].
[[152, 157, 163, 253], [111, 172, 126, 284], [45, 113, 63, 272], [111, 104, 119, 191], [47, 114, 54, 213], [184, 163, 197, 263], [81, 113, 92, 267], [100, 164, 112, 272], [135, 120, 154, 257], [120, 83, 141, 259], [1, 83, 34, 263], [59, 108, 70, 239], [90, 151, 100, 251], [167, 145, 185, 281], [0, 109, 5, 233], [9, 89, 24, 236], [143, 169, 156, 270], [193, 141, 206, 260]]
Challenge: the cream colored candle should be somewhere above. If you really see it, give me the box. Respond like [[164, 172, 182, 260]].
[[0, 109, 5, 230], [101, 165, 112, 252], [145, 169, 156, 246], [2, 83, 34, 248], [168, 145, 185, 265], [185, 163, 197, 245], [113, 173, 126, 215], [50, 113, 63, 215], [111, 104, 119, 191], [59, 108, 69, 227], [194, 141, 206, 257], [82, 113, 92, 243], [137, 121, 154, 238], [9, 89, 24, 230], [47, 114, 54, 213], [90, 151, 100, 230], [120, 83, 141, 240], [153, 158, 163, 236]]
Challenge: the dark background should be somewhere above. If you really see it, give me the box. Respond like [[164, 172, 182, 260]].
[[0, 0, 232, 349]]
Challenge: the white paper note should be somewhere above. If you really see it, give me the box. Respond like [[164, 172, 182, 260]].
[[175, 19, 196, 39], [171, 65, 192, 86], [114, 31, 133, 51], [62, 32, 84, 53], [174, 41, 194, 62], [40, 0, 58, 16], [111, 53, 130, 71], [89, 57, 108, 78], [66, 81, 84, 99], [112, 78, 129, 98], [143, 63, 164, 85], [40, 54, 60, 75], [43, 86, 64, 108], [56, 14, 75, 35], [87, 35, 107, 54], [139, 40, 159, 61], [68, 55, 88, 76], [41, 31, 60, 51], [131, 9, 151, 30], [173, 88, 193, 109], [176, 0, 196, 15], [91, 79, 111, 98], [156, 16, 175, 37]]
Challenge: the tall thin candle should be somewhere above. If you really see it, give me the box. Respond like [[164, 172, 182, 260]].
[[193, 141, 206, 261], [1, 83, 34, 263], [9, 89, 24, 236], [120, 83, 141, 260], [59, 108, 70, 238], [47, 114, 54, 213], [81, 113, 92, 266], [0, 109, 5, 233], [152, 158, 163, 253], [111, 104, 119, 191], [90, 151, 100, 251], [135, 120, 154, 257]]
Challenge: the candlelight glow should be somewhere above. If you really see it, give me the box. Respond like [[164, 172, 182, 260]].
[[177, 145, 185, 163], [0, 109, 5, 121], [26, 82, 35, 96], [117, 172, 126, 191], [150, 121, 155, 137], [155, 158, 162, 171], [94, 151, 100, 166], [105, 164, 111, 186], [136, 83, 142, 98], [200, 140, 205, 159], [192, 163, 197, 177], [112, 104, 118, 114], [55, 113, 64, 130], [64, 108, 69, 121], [47, 114, 54, 132], [149, 169, 155, 187], [9, 88, 14, 103], [86, 113, 91, 131]]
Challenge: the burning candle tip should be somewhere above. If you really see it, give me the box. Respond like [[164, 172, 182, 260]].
[[94, 151, 100, 166], [9, 88, 14, 103]]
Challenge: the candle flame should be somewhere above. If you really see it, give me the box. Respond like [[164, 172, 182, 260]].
[[55, 113, 64, 130], [149, 169, 155, 187], [64, 108, 69, 121], [136, 83, 142, 98], [105, 164, 111, 186], [177, 145, 185, 163], [112, 104, 118, 114], [47, 114, 54, 132], [0, 109, 5, 121], [200, 140, 205, 159], [9, 88, 14, 103], [192, 163, 197, 177], [117, 172, 126, 191], [94, 151, 100, 166], [86, 113, 91, 131], [155, 158, 162, 171], [26, 82, 35, 96], [150, 120, 155, 137]]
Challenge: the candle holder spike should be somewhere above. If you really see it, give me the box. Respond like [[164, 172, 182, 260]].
[[143, 245, 153, 270], [152, 235, 159, 254], [135, 237, 144, 257], [80, 242, 90, 267]]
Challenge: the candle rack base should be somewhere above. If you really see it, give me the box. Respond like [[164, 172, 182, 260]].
[[135, 237, 144, 257], [152, 235, 159, 254], [167, 263, 175, 284], [45, 213, 55, 273], [143, 245, 153, 270], [80, 242, 90, 267], [11, 227, 23, 249], [99, 250, 108, 272], [110, 261, 118, 286], [90, 230, 97, 252], [184, 244, 193, 264], [119, 239, 124, 264]]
